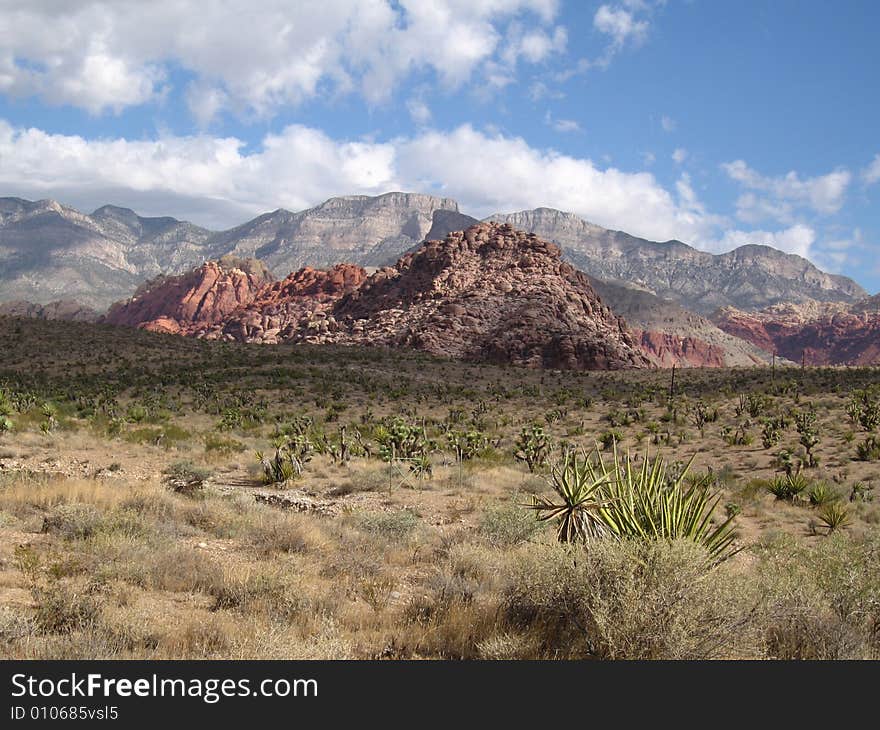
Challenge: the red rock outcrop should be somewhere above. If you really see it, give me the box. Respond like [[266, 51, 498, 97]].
[[322, 222, 650, 370], [713, 300, 880, 365], [104, 256, 274, 334], [105, 223, 651, 370], [634, 330, 728, 368], [212, 264, 367, 343]]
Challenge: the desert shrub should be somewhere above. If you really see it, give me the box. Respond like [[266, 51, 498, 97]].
[[446, 429, 488, 462], [353, 509, 419, 541], [598, 429, 623, 450], [162, 461, 211, 497], [755, 535, 880, 658], [207, 570, 303, 619], [807, 482, 838, 507], [31, 581, 101, 635], [257, 434, 313, 485], [204, 432, 246, 454], [41, 504, 103, 540], [795, 407, 820, 468], [479, 501, 541, 546], [248, 514, 313, 555], [527, 448, 738, 562], [817, 503, 851, 534], [513, 424, 550, 472], [856, 435, 880, 461], [502, 540, 760, 659]]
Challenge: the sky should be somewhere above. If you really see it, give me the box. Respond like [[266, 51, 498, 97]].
[[0, 0, 878, 291]]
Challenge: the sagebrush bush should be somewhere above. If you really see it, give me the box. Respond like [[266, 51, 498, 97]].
[[754, 534, 880, 659], [353, 509, 419, 541], [479, 501, 541, 546], [41, 504, 103, 540], [502, 540, 761, 659]]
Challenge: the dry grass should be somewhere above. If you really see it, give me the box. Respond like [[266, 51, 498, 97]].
[[1, 319, 879, 659]]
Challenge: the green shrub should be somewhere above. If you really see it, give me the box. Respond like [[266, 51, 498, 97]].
[[162, 461, 211, 497], [513, 424, 550, 473], [856, 436, 880, 461], [528, 448, 738, 562], [204, 432, 246, 454], [502, 540, 760, 659], [354, 509, 419, 541], [807, 482, 838, 507], [479, 502, 541, 546]]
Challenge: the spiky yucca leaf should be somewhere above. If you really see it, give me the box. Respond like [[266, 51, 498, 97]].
[[597, 446, 739, 563], [528, 448, 614, 543], [526, 446, 739, 562]]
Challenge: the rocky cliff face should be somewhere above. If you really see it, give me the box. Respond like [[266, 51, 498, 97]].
[[104, 256, 273, 335], [214, 264, 368, 343], [587, 276, 770, 367], [487, 208, 865, 315], [324, 223, 650, 369], [2, 194, 866, 322], [0, 198, 213, 309], [205, 192, 460, 274], [105, 223, 651, 371], [713, 298, 880, 365], [0, 194, 462, 310]]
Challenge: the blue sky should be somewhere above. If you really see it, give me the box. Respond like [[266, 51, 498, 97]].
[[1, 0, 878, 291]]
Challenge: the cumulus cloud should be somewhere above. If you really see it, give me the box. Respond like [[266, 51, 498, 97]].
[[406, 99, 432, 126], [660, 115, 676, 133], [593, 5, 649, 49], [715, 224, 816, 259], [863, 154, 880, 185], [672, 148, 687, 164], [722, 159, 851, 220], [0, 117, 823, 263], [0, 0, 562, 117]]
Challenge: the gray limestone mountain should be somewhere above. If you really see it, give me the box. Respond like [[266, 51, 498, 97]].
[[486, 208, 865, 315], [203, 192, 461, 273], [0, 197, 212, 309], [0, 299, 99, 322], [586, 277, 774, 366], [0, 193, 866, 328], [0, 193, 460, 309]]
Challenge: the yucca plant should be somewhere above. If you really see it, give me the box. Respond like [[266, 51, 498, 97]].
[[817, 502, 852, 533], [807, 481, 838, 507], [528, 446, 739, 562], [527, 448, 614, 542], [596, 447, 739, 563], [767, 472, 810, 501]]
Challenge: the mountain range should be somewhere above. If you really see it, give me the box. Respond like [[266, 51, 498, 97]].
[[106, 223, 650, 370], [1, 191, 874, 368], [0, 193, 864, 313]]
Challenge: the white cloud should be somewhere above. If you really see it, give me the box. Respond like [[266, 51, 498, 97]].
[[594, 5, 649, 49], [716, 224, 816, 259], [642, 151, 656, 166], [672, 147, 687, 164], [863, 154, 880, 185], [552, 118, 582, 133], [660, 115, 676, 132], [722, 159, 851, 220], [544, 111, 582, 133], [406, 99, 432, 126], [0, 0, 562, 117], [0, 117, 825, 264]]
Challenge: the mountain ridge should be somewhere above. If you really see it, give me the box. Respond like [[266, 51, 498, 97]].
[[0, 194, 867, 317]]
